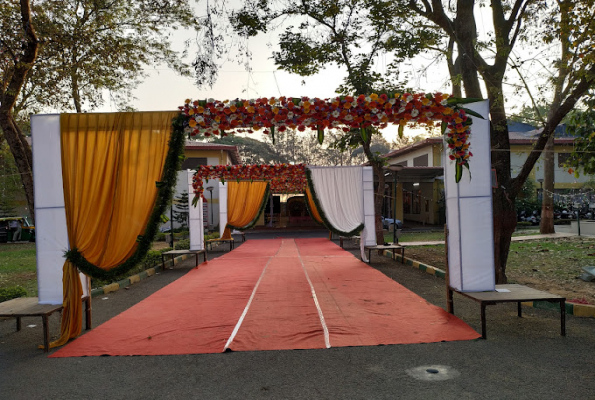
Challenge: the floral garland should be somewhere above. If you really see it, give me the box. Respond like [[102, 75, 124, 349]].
[[192, 163, 307, 199], [179, 93, 478, 181]]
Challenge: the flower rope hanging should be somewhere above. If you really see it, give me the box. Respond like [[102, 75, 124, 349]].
[[192, 164, 307, 202], [179, 93, 481, 182]]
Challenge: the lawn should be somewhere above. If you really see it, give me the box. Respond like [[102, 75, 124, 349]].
[[403, 236, 595, 304], [384, 228, 543, 244], [0, 243, 37, 296]]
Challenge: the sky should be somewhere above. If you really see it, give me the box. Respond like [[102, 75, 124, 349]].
[[95, 3, 539, 143]]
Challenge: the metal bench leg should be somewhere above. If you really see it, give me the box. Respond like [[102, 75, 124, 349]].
[[42, 315, 50, 353], [446, 288, 454, 314], [517, 302, 522, 318], [560, 300, 566, 336], [480, 303, 487, 339], [16, 316, 22, 331]]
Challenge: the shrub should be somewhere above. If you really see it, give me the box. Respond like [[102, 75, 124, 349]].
[[155, 232, 166, 241], [204, 232, 220, 241], [174, 239, 190, 250], [516, 221, 532, 227], [0, 286, 27, 302]]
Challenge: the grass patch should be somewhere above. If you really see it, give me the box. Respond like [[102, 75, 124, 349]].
[[0, 243, 37, 297], [384, 231, 444, 243], [0, 243, 170, 297], [404, 236, 595, 287]]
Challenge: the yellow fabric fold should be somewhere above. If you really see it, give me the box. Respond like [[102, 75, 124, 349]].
[[52, 111, 176, 348], [221, 181, 268, 240], [306, 186, 323, 224]]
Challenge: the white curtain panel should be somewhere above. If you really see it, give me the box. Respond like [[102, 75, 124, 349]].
[[308, 166, 364, 234]]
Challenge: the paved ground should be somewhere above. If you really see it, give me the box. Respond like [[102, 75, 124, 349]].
[[1, 230, 595, 399]]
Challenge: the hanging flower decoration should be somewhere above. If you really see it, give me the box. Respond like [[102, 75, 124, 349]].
[[192, 164, 307, 200], [179, 93, 480, 182]]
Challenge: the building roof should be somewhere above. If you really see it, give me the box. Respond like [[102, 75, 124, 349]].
[[184, 141, 241, 165], [384, 166, 444, 182], [383, 138, 443, 159]]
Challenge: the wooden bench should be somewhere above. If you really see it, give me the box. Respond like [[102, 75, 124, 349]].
[[363, 244, 405, 264], [205, 239, 235, 252], [447, 284, 566, 339], [161, 249, 207, 270], [0, 296, 92, 352]]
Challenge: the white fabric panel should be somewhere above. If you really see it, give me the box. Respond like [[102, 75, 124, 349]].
[[218, 180, 228, 238], [445, 198, 461, 290], [35, 209, 69, 304], [309, 166, 364, 233], [187, 170, 204, 251], [32, 114, 88, 304], [459, 197, 496, 291], [444, 100, 495, 292]]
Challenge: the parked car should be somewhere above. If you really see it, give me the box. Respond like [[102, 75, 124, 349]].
[[382, 216, 403, 229], [0, 217, 35, 242]]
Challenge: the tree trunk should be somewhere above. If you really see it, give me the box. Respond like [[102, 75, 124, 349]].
[[540, 134, 555, 233], [0, 115, 35, 222], [0, 0, 38, 223], [487, 83, 515, 284]]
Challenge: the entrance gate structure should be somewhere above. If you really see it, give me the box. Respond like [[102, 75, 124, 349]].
[[29, 93, 494, 348]]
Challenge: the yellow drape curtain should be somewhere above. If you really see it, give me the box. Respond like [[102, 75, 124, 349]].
[[306, 186, 323, 224], [51, 111, 177, 348], [221, 181, 268, 240]]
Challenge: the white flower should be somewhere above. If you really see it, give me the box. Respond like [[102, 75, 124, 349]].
[[332, 110, 340, 118], [389, 98, 396, 105], [352, 101, 358, 107], [371, 108, 379, 114], [405, 95, 413, 102], [211, 122, 219, 129], [399, 107, 406, 113], [196, 116, 204, 123], [411, 109, 419, 117], [441, 99, 448, 106], [365, 96, 371, 102], [345, 114, 353, 121], [425, 111, 434, 118], [287, 112, 294, 119], [207, 98, 214, 103]]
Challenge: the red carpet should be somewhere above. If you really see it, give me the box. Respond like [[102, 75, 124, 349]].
[[51, 238, 479, 357]]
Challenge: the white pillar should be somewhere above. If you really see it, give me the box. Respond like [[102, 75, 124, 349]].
[[363, 166, 376, 246], [444, 100, 495, 292], [187, 170, 204, 250], [218, 180, 228, 237], [31, 114, 88, 304]]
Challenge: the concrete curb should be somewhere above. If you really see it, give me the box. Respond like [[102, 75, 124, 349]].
[[90, 253, 192, 297], [383, 250, 595, 318]]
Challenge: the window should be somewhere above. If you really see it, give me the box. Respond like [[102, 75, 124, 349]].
[[413, 154, 428, 167], [558, 153, 571, 168], [180, 157, 207, 170]]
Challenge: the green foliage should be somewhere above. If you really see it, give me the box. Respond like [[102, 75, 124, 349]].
[[0, 286, 27, 302], [174, 239, 190, 250], [173, 191, 189, 228], [231, 1, 438, 95], [566, 98, 595, 175], [0, 142, 21, 217], [1, 0, 201, 116], [204, 232, 220, 241]]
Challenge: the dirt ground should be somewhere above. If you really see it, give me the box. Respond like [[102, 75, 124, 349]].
[[405, 246, 595, 305]]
